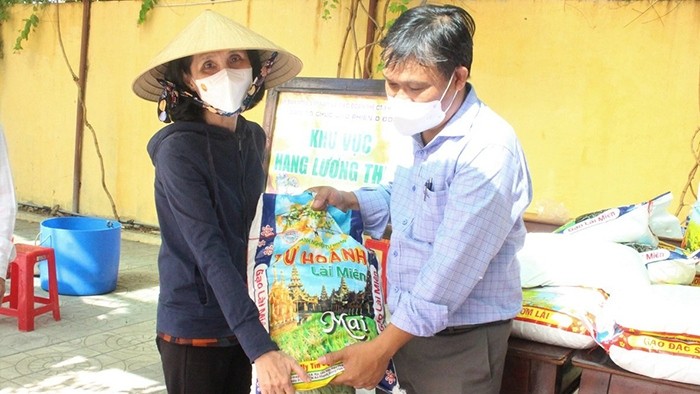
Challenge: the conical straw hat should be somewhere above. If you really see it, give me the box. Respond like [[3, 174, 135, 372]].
[[132, 9, 303, 101]]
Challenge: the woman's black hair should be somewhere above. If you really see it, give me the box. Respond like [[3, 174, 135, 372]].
[[163, 50, 266, 123], [379, 5, 476, 79]]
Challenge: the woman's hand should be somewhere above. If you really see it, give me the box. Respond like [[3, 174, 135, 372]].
[[308, 186, 359, 212], [255, 350, 310, 394]]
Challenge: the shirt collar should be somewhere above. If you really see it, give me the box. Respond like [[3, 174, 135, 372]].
[[433, 83, 481, 138]]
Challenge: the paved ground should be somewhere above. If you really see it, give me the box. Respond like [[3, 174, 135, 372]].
[[0, 214, 165, 393], [0, 214, 375, 394]]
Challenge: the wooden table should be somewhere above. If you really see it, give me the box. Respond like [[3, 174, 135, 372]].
[[572, 347, 700, 393], [500, 337, 581, 394]]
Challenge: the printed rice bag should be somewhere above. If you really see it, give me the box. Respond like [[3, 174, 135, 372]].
[[247, 192, 403, 393], [623, 241, 698, 285], [512, 286, 606, 349], [554, 194, 662, 246], [683, 185, 700, 252], [596, 284, 700, 386]]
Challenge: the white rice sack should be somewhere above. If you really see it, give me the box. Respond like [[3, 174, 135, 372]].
[[608, 347, 700, 386], [518, 233, 650, 295], [603, 284, 700, 335], [512, 286, 606, 349], [599, 285, 700, 385], [513, 323, 594, 349], [554, 199, 657, 246], [688, 252, 700, 286], [628, 241, 698, 285], [646, 260, 697, 285]]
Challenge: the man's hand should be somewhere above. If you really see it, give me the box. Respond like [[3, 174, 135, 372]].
[[307, 186, 359, 212], [319, 340, 389, 390], [255, 350, 310, 394], [318, 324, 413, 390]]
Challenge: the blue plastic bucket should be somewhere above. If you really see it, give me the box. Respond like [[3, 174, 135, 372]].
[[39, 217, 121, 296]]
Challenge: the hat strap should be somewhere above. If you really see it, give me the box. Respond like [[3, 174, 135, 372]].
[[240, 51, 278, 112], [155, 51, 279, 123]]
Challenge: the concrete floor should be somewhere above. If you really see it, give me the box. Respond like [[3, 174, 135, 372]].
[[0, 213, 165, 393], [0, 214, 376, 394]]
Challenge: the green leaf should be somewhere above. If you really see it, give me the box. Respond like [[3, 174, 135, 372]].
[[321, 0, 339, 21], [138, 0, 158, 25], [13, 13, 38, 52]]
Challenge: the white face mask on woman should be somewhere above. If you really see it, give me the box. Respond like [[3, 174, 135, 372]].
[[194, 67, 253, 114], [387, 73, 459, 136]]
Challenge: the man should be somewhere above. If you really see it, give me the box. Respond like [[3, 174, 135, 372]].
[[310, 4, 532, 393], [0, 124, 17, 298]]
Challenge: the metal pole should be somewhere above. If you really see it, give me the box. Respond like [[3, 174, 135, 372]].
[[71, 0, 91, 213]]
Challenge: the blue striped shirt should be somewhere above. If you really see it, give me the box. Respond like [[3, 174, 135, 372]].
[[355, 85, 532, 336]]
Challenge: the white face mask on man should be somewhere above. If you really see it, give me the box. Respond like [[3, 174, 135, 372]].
[[387, 73, 459, 136], [194, 67, 253, 114]]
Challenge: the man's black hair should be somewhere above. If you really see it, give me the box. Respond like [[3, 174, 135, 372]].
[[380, 5, 476, 79]]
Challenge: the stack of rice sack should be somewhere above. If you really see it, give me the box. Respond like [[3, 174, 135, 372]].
[[515, 192, 700, 386], [515, 232, 650, 349]]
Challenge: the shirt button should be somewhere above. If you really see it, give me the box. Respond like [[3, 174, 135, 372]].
[[412, 185, 416, 191], [393, 251, 398, 257], [402, 219, 408, 225]]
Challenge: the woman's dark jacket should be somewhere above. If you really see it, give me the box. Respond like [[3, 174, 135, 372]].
[[147, 117, 277, 362]]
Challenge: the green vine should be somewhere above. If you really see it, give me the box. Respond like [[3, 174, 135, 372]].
[[385, 0, 409, 30], [321, 0, 414, 78], [0, 0, 56, 55], [13, 7, 37, 51], [137, 0, 157, 25], [322, 0, 339, 21]]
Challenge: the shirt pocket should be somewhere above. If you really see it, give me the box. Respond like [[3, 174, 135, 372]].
[[412, 188, 448, 243]]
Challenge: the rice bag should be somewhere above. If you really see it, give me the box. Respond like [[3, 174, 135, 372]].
[[554, 196, 658, 246], [596, 284, 700, 385], [517, 232, 650, 295], [683, 185, 700, 252], [624, 241, 698, 285], [512, 286, 606, 349], [687, 248, 700, 287], [247, 192, 403, 393]]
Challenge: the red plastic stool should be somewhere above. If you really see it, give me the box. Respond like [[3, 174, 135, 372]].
[[0, 244, 61, 331]]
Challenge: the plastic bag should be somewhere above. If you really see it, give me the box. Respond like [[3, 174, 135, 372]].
[[648, 192, 683, 240]]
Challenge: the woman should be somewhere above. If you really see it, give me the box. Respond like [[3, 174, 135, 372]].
[[132, 10, 308, 394]]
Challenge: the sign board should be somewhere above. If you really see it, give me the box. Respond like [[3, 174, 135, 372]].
[[262, 77, 410, 194]]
